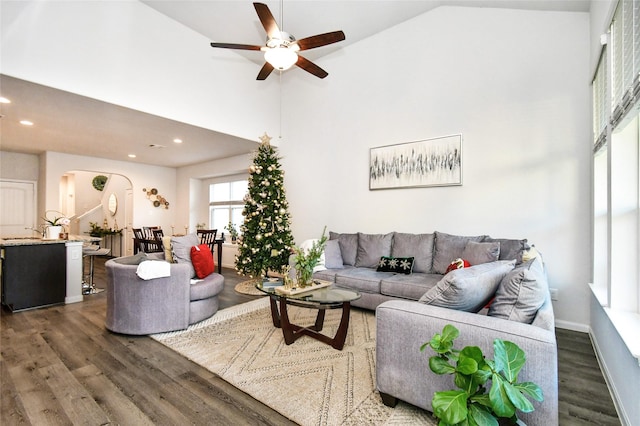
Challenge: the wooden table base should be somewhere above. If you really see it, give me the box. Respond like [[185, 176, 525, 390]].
[[267, 296, 352, 350]]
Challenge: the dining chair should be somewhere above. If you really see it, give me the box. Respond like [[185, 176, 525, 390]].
[[197, 229, 218, 253]]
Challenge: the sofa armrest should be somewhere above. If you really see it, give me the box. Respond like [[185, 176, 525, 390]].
[[375, 300, 557, 425]]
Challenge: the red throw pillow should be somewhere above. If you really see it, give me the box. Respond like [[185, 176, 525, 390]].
[[190, 244, 214, 279], [445, 258, 471, 274]]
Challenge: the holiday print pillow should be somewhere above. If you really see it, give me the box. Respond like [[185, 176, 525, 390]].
[[376, 256, 414, 274]]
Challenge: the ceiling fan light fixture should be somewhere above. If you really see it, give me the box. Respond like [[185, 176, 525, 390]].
[[264, 47, 297, 70]]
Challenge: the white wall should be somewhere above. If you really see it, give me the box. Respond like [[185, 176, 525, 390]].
[[42, 152, 176, 231], [0, 151, 39, 181], [280, 6, 591, 328]]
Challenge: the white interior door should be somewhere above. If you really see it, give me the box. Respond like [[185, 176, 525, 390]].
[[0, 180, 37, 237]]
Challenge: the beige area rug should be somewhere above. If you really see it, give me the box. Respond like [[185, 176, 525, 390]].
[[152, 298, 436, 426], [234, 279, 266, 296]]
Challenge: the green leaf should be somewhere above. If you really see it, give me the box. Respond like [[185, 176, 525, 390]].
[[514, 382, 544, 402], [503, 381, 535, 413], [457, 355, 479, 375], [489, 373, 516, 418], [430, 356, 456, 375], [468, 403, 499, 426], [441, 324, 460, 343], [493, 340, 526, 382], [470, 393, 492, 408], [474, 367, 492, 385], [455, 371, 476, 393], [432, 390, 469, 425]]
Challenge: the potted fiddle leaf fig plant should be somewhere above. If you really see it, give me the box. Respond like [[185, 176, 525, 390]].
[[421, 324, 543, 426]]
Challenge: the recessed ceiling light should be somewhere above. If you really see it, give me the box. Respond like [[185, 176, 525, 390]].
[[0, 97, 10, 104], [173, 138, 183, 144], [128, 154, 137, 158], [149, 144, 165, 149], [20, 120, 33, 126]]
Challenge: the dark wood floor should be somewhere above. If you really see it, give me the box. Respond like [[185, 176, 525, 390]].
[[1, 257, 620, 425]]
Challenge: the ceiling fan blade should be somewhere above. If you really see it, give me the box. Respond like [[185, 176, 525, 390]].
[[296, 31, 345, 51], [257, 62, 275, 80], [295, 55, 328, 79], [254, 2, 280, 39], [210, 42, 262, 51]]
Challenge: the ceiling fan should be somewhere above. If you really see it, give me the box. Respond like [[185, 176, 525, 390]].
[[210, 2, 345, 80]]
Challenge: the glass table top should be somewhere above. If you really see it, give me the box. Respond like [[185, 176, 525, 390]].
[[256, 281, 361, 305]]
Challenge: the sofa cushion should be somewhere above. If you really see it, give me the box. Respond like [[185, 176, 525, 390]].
[[432, 231, 485, 274], [483, 237, 529, 263], [418, 260, 516, 312], [380, 273, 441, 300], [323, 240, 344, 269], [329, 232, 358, 266], [488, 256, 548, 324], [191, 244, 214, 279], [391, 232, 435, 273], [313, 265, 354, 282], [377, 256, 414, 274], [113, 252, 148, 265], [355, 233, 394, 268], [335, 268, 394, 294], [190, 273, 224, 301], [171, 233, 199, 278], [461, 241, 500, 266]]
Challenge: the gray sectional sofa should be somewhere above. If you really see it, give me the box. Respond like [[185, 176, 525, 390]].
[[313, 230, 558, 425]]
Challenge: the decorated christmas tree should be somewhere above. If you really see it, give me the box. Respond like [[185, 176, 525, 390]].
[[235, 133, 295, 279]]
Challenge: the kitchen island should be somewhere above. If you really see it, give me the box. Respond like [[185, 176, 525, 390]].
[[1, 236, 90, 312]]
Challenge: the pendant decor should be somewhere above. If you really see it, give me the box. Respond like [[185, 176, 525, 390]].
[[143, 187, 170, 209]]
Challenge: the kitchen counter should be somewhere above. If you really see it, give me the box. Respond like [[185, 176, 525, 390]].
[[0, 234, 101, 246]]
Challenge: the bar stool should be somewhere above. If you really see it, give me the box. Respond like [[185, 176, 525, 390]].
[[83, 246, 111, 295]]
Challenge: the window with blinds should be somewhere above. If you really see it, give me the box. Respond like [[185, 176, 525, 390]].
[[592, 0, 640, 315]]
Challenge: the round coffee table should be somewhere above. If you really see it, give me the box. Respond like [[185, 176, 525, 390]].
[[256, 281, 361, 350]]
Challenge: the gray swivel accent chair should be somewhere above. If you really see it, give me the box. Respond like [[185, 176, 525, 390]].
[[105, 257, 224, 335]]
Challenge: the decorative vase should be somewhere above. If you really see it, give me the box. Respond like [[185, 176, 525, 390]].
[[44, 225, 62, 240], [295, 266, 313, 287]]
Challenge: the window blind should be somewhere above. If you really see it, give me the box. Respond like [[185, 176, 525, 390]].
[[611, 0, 640, 129]]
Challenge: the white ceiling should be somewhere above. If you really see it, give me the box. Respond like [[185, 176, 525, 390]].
[[0, 0, 590, 168]]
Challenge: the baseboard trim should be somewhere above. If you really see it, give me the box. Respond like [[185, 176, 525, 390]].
[[589, 327, 630, 426], [555, 319, 589, 332], [65, 295, 83, 304]]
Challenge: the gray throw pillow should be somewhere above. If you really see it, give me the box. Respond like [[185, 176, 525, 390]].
[[323, 240, 344, 269], [391, 232, 435, 273], [432, 231, 485, 274], [355, 232, 393, 268], [329, 232, 358, 266], [461, 241, 500, 266], [483, 237, 529, 263], [419, 260, 516, 312], [171, 233, 199, 277], [488, 256, 548, 324]]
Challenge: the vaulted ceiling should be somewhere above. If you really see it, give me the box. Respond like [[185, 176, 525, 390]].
[[0, 1, 590, 168]]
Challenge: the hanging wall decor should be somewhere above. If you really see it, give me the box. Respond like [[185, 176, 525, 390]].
[[369, 134, 462, 190], [143, 187, 170, 209], [92, 175, 108, 191]]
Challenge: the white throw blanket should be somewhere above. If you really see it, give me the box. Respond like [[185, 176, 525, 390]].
[[136, 260, 171, 280]]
